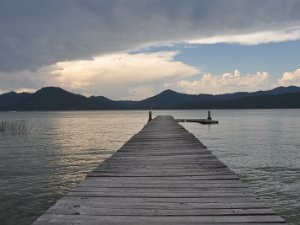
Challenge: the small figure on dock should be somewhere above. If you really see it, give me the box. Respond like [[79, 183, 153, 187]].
[[148, 110, 152, 122], [207, 110, 212, 120]]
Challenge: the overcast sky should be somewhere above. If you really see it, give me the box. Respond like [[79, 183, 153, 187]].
[[1, 0, 300, 99]]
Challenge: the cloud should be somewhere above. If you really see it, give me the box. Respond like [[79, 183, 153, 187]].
[[278, 68, 300, 86], [1, 0, 300, 72], [0, 65, 58, 93], [54, 51, 198, 87], [178, 70, 270, 94], [122, 86, 155, 100], [52, 51, 198, 98], [0, 51, 199, 99], [188, 27, 300, 45], [14, 88, 36, 93]]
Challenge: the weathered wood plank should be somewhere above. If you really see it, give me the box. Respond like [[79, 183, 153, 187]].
[[77, 181, 246, 188], [34, 222, 286, 225], [66, 191, 257, 198], [71, 186, 250, 193], [42, 196, 267, 204], [34, 214, 285, 224], [47, 207, 276, 216], [84, 175, 240, 181], [50, 196, 271, 208]]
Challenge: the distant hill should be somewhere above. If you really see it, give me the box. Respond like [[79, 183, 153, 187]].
[[88, 96, 122, 110], [0, 86, 300, 110], [177, 92, 300, 109], [0, 87, 123, 110], [19, 87, 88, 110], [0, 91, 31, 110], [130, 89, 214, 109], [130, 85, 300, 109]]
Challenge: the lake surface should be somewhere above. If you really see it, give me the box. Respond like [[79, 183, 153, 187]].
[[0, 110, 299, 225]]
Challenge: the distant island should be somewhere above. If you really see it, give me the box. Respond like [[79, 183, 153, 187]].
[[1, 86, 300, 110]]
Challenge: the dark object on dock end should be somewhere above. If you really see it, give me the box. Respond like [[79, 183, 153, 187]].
[[207, 110, 212, 120], [148, 110, 152, 122]]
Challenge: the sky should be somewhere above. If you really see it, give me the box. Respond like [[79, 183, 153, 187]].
[[1, 0, 300, 100]]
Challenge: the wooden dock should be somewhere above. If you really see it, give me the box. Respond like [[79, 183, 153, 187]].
[[176, 119, 218, 124], [33, 115, 286, 225]]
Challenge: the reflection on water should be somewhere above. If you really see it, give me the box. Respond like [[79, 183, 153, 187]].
[[0, 110, 299, 225], [167, 109, 300, 225], [0, 111, 146, 225]]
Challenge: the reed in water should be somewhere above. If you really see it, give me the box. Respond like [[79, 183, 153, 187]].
[[0, 120, 30, 135]]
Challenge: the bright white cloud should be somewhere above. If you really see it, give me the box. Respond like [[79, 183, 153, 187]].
[[178, 70, 270, 94], [188, 27, 300, 45], [278, 68, 300, 86]]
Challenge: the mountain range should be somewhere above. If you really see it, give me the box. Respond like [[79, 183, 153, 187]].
[[1, 86, 300, 110]]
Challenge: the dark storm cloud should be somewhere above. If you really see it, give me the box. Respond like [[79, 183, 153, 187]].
[[1, 0, 300, 72]]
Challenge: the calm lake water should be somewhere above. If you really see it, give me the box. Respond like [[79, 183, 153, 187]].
[[0, 110, 299, 225]]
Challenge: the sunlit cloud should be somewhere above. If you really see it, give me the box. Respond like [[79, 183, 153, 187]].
[[15, 88, 36, 93], [0, 51, 199, 99], [52, 51, 199, 98], [188, 27, 300, 45], [278, 68, 300, 86], [178, 70, 270, 94]]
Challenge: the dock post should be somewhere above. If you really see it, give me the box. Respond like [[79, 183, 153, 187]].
[[148, 110, 152, 122], [207, 110, 212, 120]]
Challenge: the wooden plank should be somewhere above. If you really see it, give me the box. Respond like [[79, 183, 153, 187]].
[[32, 115, 287, 225], [71, 186, 250, 193], [66, 191, 256, 198], [47, 207, 276, 216], [84, 175, 240, 181], [34, 214, 285, 224], [43, 196, 267, 204], [50, 196, 271, 208], [33, 222, 286, 225], [77, 181, 246, 188]]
